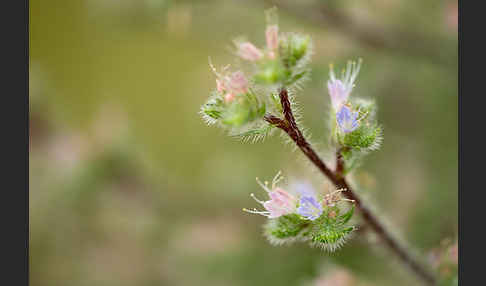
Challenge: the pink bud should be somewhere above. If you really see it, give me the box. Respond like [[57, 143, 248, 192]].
[[224, 93, 236, 103], [237, 42, 263, 61], [229, 71, 248, 94], [266, 25, 279, 51]]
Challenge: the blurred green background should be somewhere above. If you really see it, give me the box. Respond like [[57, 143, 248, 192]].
[[29, 0, 457, 285]]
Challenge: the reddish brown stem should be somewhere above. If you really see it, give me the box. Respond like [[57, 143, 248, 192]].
[[264, 88, 437, 285]]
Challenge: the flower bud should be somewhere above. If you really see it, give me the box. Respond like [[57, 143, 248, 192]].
[[237, 42, 263, 61], [266, 25, 279, 51], [290, 34, 310, 60], [228, 71, 248, 94], [254, 60, 286, 84]]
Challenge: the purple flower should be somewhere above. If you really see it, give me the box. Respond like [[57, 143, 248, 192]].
[[327, 59, 362, 111], [297, 195, 323, 221], [336, 105, 359, 133], [290, 181, 323, 220]]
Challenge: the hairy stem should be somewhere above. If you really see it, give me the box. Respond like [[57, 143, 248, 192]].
[[264, 88, 437, 285]]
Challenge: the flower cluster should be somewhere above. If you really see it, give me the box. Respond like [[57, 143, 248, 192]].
[[200, 8, 312, 141], [234, 7, 310, 86], [244, 172, 356, 251], [201, 8, 383, 253], [327, 59, 383, 171]]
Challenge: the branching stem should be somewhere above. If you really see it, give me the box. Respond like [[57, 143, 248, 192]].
[[264, 88, 437, 286]]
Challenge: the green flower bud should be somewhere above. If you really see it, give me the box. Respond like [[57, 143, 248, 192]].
[[265, 213, 309, 240], [337, 123, 382, 151], [221, 98, 252, 127], [291, 34, 310, 61], [253, 60, 287, 84]]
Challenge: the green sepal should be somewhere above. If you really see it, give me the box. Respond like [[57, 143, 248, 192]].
[[201, 95, 225, 120], [286, 69, 309, 85], [280, 33, 310, 68], [220, 90, 266, 127], [310, 226, 355, 245], [307, 206, 356, 251], [253, 59, 287, 84], [264, 213, 309, 239], [337, 124, 382, 151], [221, 99, 252, 126], [290, 34, 310, 61], [337, 204, 355, 225]]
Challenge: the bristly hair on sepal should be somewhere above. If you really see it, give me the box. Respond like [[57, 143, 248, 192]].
[[231, 124, 275, 143], [263, 214, 311, 246], [309, 227, 355, 252]]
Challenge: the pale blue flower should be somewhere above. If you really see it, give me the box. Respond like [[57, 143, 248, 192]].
[[297, 195, 323, 221], [337, 105, 359, 133]]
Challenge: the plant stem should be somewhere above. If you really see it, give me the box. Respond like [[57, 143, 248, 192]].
[[264, 88, 437, 286]]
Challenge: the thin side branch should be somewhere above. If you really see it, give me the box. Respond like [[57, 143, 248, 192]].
[[264, 88, 437, 286]]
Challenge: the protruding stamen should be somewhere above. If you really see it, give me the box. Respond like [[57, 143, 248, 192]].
[[256, 177, 272, 193], [327, 188, 347, 196], [340, 199, 356, 204], [242, 208, 270, 217], [208, 57, 222, 78], [209, 58, 231, 83], [250, 193, 265, 205], [272, 170, 283, 189]]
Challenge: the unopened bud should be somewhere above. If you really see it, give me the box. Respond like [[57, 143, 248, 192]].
[[237, 42, 263, 61]]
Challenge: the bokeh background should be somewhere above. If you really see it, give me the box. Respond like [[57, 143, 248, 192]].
[[29, 0, 458, 285]]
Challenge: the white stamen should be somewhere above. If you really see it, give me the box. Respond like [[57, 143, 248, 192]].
[[250, 193, 265, 205], [243, 208, 270, 217], [256, 177, 272, 193], [329, 63, 336, 81], [349, 59, 362, 85], [272, 170, 283, 189], [208, 57, 221, 78], [208, 57, 231, 79], [344, 61, 352, 84], [328, 188, 347, 196]]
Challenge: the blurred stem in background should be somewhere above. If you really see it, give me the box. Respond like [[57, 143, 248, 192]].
[[261, 0, 456, 69]]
